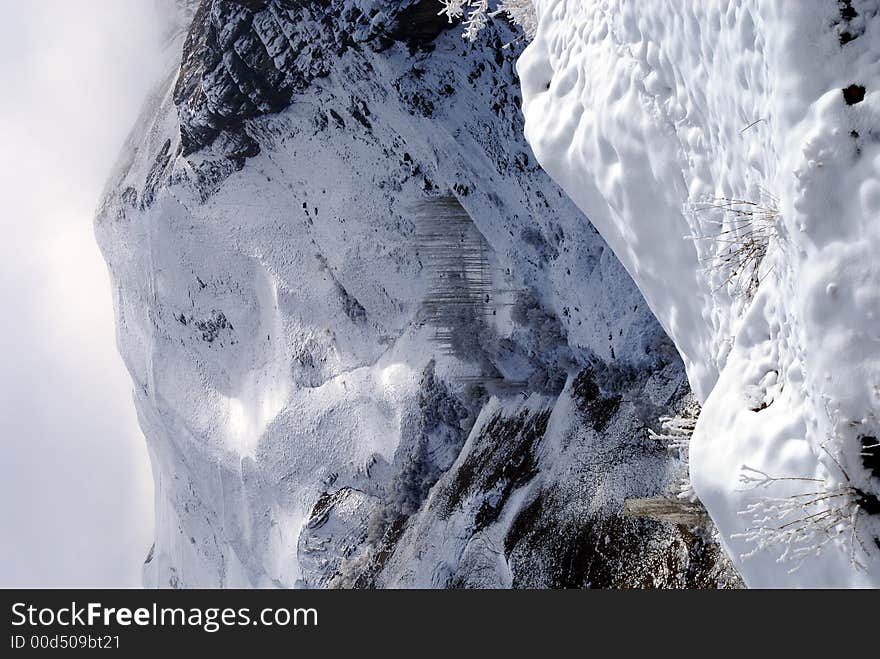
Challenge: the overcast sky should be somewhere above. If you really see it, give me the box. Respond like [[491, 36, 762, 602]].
[[0, 1, 168, 587]]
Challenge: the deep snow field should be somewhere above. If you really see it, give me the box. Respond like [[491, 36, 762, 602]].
[[521, 0, 880, 586]]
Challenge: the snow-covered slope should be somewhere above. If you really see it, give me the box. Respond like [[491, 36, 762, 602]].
[[520, 0, 880, 586], [97, 0, 739, 588]]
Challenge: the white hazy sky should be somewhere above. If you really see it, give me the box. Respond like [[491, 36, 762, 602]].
[[0, 1, 168, 586]]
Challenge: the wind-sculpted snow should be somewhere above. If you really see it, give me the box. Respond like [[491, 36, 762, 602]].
[[520, 0, 880, 586], [97, 0, 736, 587]]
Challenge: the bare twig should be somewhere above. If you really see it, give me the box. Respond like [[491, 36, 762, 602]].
[[735, 463, 868, 572], [689, 195, 779, 299]]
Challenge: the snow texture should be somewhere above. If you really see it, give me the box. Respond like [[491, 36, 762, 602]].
[[520, 0, 880, 586]]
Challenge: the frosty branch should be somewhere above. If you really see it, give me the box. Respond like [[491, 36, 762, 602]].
[[734, 465, 873, 572], [649, 405, 700, 502], [439, 0, 537, 41]]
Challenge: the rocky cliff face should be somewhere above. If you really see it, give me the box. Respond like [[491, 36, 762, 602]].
[[96, 0, 739, 588]]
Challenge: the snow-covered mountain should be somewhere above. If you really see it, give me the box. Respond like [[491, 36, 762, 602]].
[[96, 0, 741, 588], [521, 0, 880, 587]]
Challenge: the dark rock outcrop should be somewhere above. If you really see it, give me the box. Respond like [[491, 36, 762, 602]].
[[174, 0, 345, 155], [173, 0, 452, 157]]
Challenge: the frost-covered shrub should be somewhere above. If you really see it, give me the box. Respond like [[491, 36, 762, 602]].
[[649, 405, 700, 502], [735, 464, 874, 572], [440, 0, 537, 41], [689, 195, 779, 299]]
